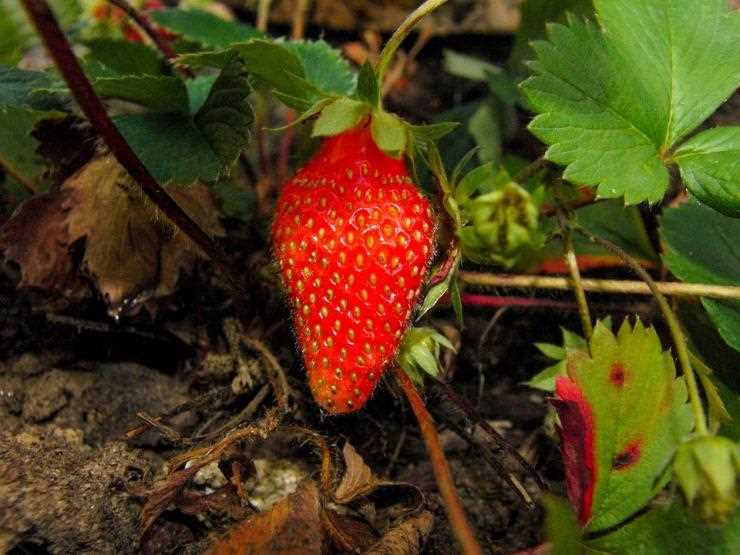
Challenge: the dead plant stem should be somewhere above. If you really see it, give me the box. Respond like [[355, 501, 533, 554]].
[[394, 367, 484, 555], [558, 212, 593, 339], [458, 272, 740, 301]]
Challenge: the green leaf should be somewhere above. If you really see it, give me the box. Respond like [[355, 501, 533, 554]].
[[212, 178, 256, 222], [467, 102, 501, 163], [115, 113, 222, 184], [194, 57, 253, 167], [587, 502, 740, 554], [674, 127, 740, 217], [0, 107, 61, 190], [408, 122, 459, 145], [0, 0, 80, 65], [356, 61, 379, 105], [444, 49, 502, 82], [661, 201, 740, 352], [114, 59, 252, 184], [371, 109, 407, 157], [508, 0, 594, 77], [237, 40, 319, 111], [522, 0, 740, 205], [0, 65, 55, 107], [0, 2, 32, 65], [527, 327, 588, 391], [151, 8, 262, 49], [553, 320, 693, 531], [83, 39, 165, 76], [542, 496, 594, 555], [312, 98, 370, 137], [284, 40, 356, 96], [186, 75, 218, 114], [93, 75, 190, 113]]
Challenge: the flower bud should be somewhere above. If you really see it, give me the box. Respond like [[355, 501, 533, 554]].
[[457, 176, 543, 269], [673, 435, 740, 526]]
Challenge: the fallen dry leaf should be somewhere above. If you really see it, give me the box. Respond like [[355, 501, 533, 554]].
[[0, 154, 224, 311], [321, 508, 377, 552], [334, 441, 381, 504], [0, 190, 77, 292], [205, 480, 325, 555], [364, 511, 434, 555]]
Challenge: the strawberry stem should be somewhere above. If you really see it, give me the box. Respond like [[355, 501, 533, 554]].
[[558, 211, 593, 340], [394, 367, 484, 555], [376, 0, 450, 90], [104, 0, 192, 78]]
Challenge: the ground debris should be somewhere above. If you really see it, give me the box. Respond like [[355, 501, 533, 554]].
[[0, 427, 151, 554]]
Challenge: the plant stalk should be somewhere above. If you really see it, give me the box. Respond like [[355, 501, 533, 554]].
[[256, 0, 273, 32], [574, 225, 708, 436], [105, 0, 192, 77], [394, 367, 484, 555], [458, 272, 740, 301], [558, 212, 593, 339], [376, 0, 449, 85], [21, 0, 247, 305]]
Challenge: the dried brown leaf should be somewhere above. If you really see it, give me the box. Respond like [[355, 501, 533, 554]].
[[334, 442, 380, 504], [321, 508, 378, 553], [0, 190, 77, 292], [1, 153, 224, 309], [363, 511, 434, 555], [205, 480, 325, 555], [136, 465, 201, 535], [63, 155, 224, 308]]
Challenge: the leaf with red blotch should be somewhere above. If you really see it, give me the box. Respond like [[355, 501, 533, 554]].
[[551, 319, 693, 532]]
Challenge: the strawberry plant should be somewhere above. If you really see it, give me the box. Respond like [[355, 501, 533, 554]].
[[1, 0, 739, 554]]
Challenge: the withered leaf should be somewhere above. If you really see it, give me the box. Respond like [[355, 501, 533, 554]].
[[334, 441, 381, 504], [364, 511, 434, 555], [205, 480, 325, 555], [321, 508, 378, 553], [0, 153, 224, 310], [0, 189, 78, 293], [63, 155, 224, 308]]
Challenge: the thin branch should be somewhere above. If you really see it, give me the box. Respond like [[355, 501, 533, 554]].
[[394, 367, 484, 555], [432, 376, 546, 491], [514, 156, 547, 183], [256, 0, 273, 32], [574, 225, 708, 436], [558, 211, 593, 339], [291, 0, 310, 39], [105, 0, 192, 78], [21, 0, 248, 307], [377, 0, 450, 86], [458, 272, 740, 301]]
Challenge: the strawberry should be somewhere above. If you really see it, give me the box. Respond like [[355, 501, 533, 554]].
[[272, 122, 436, 414]]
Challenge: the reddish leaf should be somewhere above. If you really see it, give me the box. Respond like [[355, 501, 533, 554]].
[[550, 320, 693, 532], [552, 376, 596, 526]]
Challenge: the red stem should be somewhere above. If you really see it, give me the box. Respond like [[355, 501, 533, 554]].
[[105, 0, 192, 77], [394, 367, 484, 555], [21, 0, 246, 302]]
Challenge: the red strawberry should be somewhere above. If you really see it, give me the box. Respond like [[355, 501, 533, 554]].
[[272, 122, 436, 414]]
